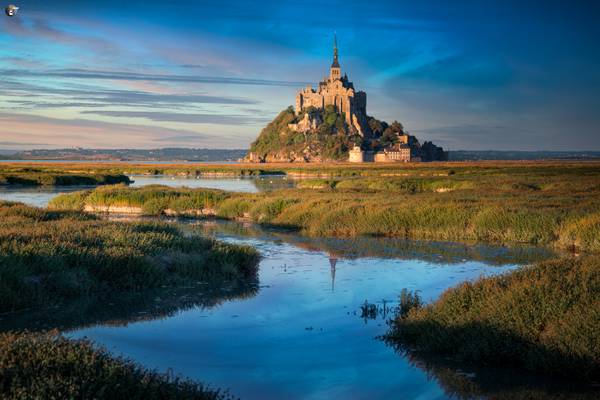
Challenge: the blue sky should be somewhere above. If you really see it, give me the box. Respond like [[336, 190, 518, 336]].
[[0, 0, 599, 150]]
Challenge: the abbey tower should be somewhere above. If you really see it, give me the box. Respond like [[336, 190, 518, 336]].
[[244, 35, 447, 163], [294, 35, 369, 135]]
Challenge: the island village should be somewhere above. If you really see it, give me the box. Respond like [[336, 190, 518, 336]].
[[245, 36, 447, 163]]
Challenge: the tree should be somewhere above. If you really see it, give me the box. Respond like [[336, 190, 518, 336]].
[[389, 120, 404, 134], [380, 127, 399, 148]]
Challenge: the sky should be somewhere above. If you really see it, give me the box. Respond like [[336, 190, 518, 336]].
[[0, 0, 599, 151]]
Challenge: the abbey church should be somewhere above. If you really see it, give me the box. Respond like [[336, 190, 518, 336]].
[[244, 36, 447, 163], [293, 36, 369, 135]]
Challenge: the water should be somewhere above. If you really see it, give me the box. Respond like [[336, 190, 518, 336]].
[[2, 218, 584, 400], [0, 186, 96, 208], [0, 175, 294, 207], [130, 174, 295, 193], [0, 178, 593, 399]]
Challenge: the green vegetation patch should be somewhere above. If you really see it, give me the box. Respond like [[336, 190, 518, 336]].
[[0, 331, 228, 399], [0, 167, 131, 187], [0, 201, 259, 313], [50, 164, 600, 253], [249, 106, 361, 161], [386, 256, 600, 381]]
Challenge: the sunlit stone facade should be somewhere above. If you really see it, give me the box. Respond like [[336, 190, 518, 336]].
[[294, 36, 369, 135]]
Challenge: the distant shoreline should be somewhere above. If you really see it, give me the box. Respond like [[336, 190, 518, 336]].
[[0, 159, 241, 164], [2, 149, 600, 163]]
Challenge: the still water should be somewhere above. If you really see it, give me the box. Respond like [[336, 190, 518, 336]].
[[0, 175, 294, 207], [71, 223, 567, 400], [0, 180, 592, 399], [0, 186, 96, 208], [130, 174, 295, 192]]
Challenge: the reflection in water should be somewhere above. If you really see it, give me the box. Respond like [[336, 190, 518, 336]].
[[0, 175, 295, 208], [329, 256, 337, 292], [130, 174, 295, 193], [0, 281, 259, 334], [191, 219, 558, 267], [1, 214, 587, 399], [400, 351, 600, 400], [0, 186, 95, 208]]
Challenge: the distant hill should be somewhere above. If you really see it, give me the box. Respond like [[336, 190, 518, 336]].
[[0, 148, 248, 162], [449, 151, 600, 161], [2, 148, 599, 162]]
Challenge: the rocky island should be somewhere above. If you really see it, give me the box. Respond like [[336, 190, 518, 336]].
[[244, 36, 447, 163]]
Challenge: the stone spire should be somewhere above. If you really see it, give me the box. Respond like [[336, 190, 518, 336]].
[[332, 34, 340, 68], [330, 33, 341, 80]]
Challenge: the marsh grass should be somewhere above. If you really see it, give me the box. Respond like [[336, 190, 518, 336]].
[[0, 201, 259, 313], [4, 159, 600, 179], [386, 256, 600, 381], [51, 162, 600, 252], [0, 331, 228, 399], [0, 166, 130, 186]]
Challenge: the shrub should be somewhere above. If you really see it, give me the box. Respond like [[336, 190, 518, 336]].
[[0, 202, 260, 313], [0, 331, 227, 399], [387, 256, 600, 381], [558, 212, 600, 252]]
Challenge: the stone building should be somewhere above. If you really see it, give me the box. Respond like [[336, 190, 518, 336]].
[[294, 36, 369, 135], [349, 145, 374, 163], [374, 144, 412, 162], [243, 35, 447, 164]]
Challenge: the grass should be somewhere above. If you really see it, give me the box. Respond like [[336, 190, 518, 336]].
[[386, 256, 600, 381], [0, 166, 131, 186], [0, 201, 260, 313], [4, 159, 600, 178], [0, 331, 228, 399], [50, 162, 600, 252]]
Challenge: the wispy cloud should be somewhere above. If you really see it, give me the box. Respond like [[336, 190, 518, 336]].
[[2, 68, 309, 87], [80, 110, 269, 125], [153, 135, 212, 143], [0, 112, 246, 149]]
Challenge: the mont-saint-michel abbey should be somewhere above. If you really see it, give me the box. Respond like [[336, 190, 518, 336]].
[[294, 36, 369, 136], [245, 36, 447, 163]]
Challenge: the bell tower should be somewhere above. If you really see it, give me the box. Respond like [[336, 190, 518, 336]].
[[330, 34, 341, 80]]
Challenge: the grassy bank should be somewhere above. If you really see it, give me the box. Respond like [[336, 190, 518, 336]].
[[4, 159, 600, 178], [0, 166, 131, 186], [386, 256, 600, 381], [0, 331, 227, 399], [0, 201, 259, 313], [50, 162, 600, 252]]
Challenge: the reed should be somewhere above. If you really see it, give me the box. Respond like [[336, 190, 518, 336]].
[[0, 166, 131, 186], [386, 256, 600, 381], [50, 162, 600, 252], [0, 331, 228, 399], [0, 201, 260, 313]]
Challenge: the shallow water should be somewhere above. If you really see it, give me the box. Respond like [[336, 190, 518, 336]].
[[0, 178, 594, 399], [2, 217, 586, 400], [130, 174, 294, 192], [0, 175, 294, 207], [0, 186, 96, 208]]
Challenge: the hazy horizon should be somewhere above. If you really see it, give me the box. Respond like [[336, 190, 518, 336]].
[[1, 1, 599, 151]]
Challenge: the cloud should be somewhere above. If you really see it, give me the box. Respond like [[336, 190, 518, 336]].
[[1, 78, 260, 108], [0, 141, 50, 147], [412, 124, 545, 151], [400, 55, 513, 87], [153, 135, 210, 143], [2, 68, 309, 87], [0, 112, 238, 148], [80, 110, 269, 125]]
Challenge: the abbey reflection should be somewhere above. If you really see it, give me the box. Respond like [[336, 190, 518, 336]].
[[329, 254, 338, 292]]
